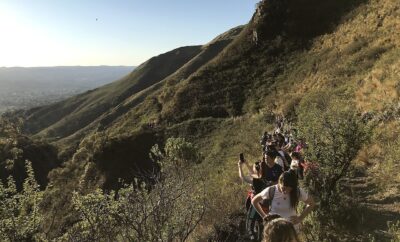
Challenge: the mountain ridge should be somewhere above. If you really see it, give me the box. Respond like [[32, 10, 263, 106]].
[[18, 0, 399, 185], [7, 0, 399, 239], [22, 26, 245, 147]]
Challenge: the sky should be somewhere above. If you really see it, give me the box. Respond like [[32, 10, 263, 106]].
[[0, 0, 259, 67]]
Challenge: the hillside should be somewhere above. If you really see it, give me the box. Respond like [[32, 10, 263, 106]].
[[10, 0, 400, 240], [22, 26, 243, 149]]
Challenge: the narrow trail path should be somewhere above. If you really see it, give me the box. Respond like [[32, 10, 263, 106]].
[[347, 170, 400, 241], [210, 169, 400, 242]]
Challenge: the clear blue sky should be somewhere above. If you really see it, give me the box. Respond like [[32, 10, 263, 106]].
[[0, 0, 259, 67]]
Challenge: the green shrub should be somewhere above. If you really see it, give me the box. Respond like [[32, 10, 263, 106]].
[[0, 161, 44, 241], [63, 137, 206, 241], [163, 137, 202, 165], [296, 91, 370, 240], [388, 220, 400, 242]]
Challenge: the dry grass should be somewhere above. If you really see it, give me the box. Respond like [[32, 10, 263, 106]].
[[280, 0, 400, 113], [355, 144, 383, 166], [356, 121, 400, 188]]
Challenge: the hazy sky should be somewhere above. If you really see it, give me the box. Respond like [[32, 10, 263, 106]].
[[0, 0, 259, 67]]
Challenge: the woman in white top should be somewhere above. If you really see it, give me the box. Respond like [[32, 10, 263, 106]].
[[251, 170, 315, 227]]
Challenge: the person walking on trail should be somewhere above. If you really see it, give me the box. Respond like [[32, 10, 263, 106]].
[[264, 146, 286, 172], [238, 151, 284, 240], [238, 151, 283, 189], [260, 131, 269, 153], [238, 158, 268, 193], [251, 171, 315, 230], [290, 151, 304, 179], [273, 140, 290, 171], [262, 150, 284, 181]]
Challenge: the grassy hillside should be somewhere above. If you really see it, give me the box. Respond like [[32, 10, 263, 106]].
[[23, 46, 202, 140], [13, 0, 400, 240], [22, 26, 243, 152]]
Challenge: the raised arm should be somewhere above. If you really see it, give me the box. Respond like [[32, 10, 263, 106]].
[[238, 161, 253, 184], [244, 161, 256, 175]]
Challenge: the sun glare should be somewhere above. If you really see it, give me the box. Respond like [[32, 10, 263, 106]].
[[0, 8, 65, 67]]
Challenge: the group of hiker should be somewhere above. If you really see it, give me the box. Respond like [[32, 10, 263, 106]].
[[238, 124, 315, 241]]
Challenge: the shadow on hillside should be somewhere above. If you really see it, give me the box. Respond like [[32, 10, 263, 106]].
[[286, 0, 368, 39], [254, 0, 368, 41], [368, 195, 400, 205], [0, 137, 60, 190], [359, 204, 399, 230], [93, 130, 163, 190], [206, 211, 247, 242]]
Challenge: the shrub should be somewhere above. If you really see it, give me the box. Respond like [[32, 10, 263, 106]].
[[296, 92, 370, 240], [63, 137, 206, 241], [0, 161, 44, 241], [388, 220, 400, 242], [163, 137, 202, 165]]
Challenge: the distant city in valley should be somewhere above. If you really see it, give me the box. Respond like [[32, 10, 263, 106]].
[[0, 66, 134, 113]]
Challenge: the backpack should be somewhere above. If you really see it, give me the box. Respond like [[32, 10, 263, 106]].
[[245, 185, 276, 241], [245, 184, 276, 214]]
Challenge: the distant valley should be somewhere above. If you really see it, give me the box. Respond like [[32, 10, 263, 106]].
[[0, 66, 134, 112], [1, 0, 399, 240]]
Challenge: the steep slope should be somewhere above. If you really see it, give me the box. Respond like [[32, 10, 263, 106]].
[[147, 0, 397, 126], [94, 1, 399, 239], [32, 0, 399, 203], [20, 0, 400, 239], [73, 0, 400, 190], [109, 0, 389, 134], [22, 26, 244, 148], [159, 0, 375, 122], [23, 46, 202, 140]]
